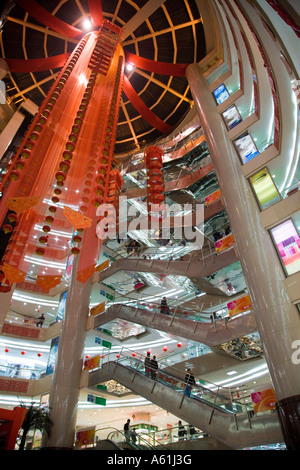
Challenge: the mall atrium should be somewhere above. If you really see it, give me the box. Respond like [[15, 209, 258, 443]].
[[0, 0, 299, 451]]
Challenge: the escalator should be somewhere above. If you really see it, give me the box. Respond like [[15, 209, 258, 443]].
[[91, 303, 257, 347], [91, 426, 172, 450], [85, 358, 283, 450], [95, 247, 238, 287]]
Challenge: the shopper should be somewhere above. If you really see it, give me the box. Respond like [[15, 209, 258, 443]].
[[131, 428, 137, 445], [123, 418, 131, 443], [150, 355, 158, 379], [36, 313, 45, 327], [184, 368, 196, 397], [178, 420, 185, 440], [160, 297, 170, 315], [144, 351, 151, 377]]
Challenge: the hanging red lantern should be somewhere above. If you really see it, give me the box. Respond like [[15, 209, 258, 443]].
[[36, 247, 45, 256], [10, 170, 20, 181], [163, 346, 168, 352], [177, 343, 182, 348], [71, 246, 80, 256], [39, 236, 48, 245], [45, 215, 54, 224], [73, 234, 82, 243], [3, 224, 13, 234], [37, 353, 42, 357], [55, 171, 66, 182], [21, 351, 25, 355], [59, 160, 70, 172], [132, 352, 136, 357], [116, 354, 120, 359], [5, 348, 9, 353]]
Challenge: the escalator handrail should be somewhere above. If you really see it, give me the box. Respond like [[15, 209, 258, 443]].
[[112, 357, 248, 414]]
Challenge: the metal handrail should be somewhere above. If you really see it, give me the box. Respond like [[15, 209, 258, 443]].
[[92, 346, 253, 417]]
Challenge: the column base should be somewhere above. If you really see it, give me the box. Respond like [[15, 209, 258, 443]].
[[276, 395, 300, 450]]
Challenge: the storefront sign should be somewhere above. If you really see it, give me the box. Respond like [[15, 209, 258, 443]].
[[227, 294, 252, 317], [215, 233, 235, 254]]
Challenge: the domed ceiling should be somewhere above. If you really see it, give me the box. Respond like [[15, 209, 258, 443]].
[[0, 0, 206, 154]]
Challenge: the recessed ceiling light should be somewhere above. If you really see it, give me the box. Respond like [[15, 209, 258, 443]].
[[83, 19, 92, 30], [226, 370, 237, 376]]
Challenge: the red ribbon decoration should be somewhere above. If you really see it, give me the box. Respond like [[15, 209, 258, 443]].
[[5, 54, 71, 73], [16, 0, 83, 38], [88, 0, 104, 27], [124, 51, 189, 76], [123, 75, 171, 134]]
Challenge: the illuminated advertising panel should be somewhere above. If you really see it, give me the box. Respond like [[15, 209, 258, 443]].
[[249, 168, 281, 209], [222, 104, 242, 130], [213, 84, 229, 105], [270, 219, 300, 275], [56, 290, 67, 322], [233, 131, 259, 163]]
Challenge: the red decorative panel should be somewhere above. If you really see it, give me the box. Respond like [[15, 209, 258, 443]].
[[0, 378, 29, 393], [2, 323, 40, 338]]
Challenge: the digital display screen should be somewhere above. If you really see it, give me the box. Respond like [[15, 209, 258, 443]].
[[213, 84, 230, 105], [233, 131, 259, 163], [270, 219, 300, 275]]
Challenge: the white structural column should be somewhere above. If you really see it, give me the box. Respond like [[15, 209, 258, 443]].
[[186, 63, 300, 450], [42, 254, 92, 449]]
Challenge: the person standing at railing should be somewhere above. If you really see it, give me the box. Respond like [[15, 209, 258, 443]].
[[144, 351, 151, 377], [36, 313, 45, 327], [150, 355, 158, 379], [160, 297, 170, 315], [178, 421, 186, 440], [184, 368, 196, 397]]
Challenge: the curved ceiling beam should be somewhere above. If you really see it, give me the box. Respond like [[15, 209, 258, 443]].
[[15, 0, 83, 39], [88, 0, 104, 28], [125, 51, 189, 77], [121, 0, 168, 41], [123, 74, 171, 134], [5, 53, 70, 73]]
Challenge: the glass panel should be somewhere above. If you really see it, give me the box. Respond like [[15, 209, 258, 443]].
[[270, 218, 300, 275], [249, 168, 281, 209]]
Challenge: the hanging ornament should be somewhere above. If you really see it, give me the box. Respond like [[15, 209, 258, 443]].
[[3, 224, 13, 234], [163, 346, 168, 352], [177, 343, 182, 348], [71, 246, 80, 256]]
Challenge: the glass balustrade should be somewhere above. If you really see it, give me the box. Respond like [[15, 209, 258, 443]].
[[0, 363, 45, 379], [101, 352, 251, 416]]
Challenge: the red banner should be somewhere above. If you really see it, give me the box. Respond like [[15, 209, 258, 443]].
[[123, 75, 171, 134], [16, 0, 83, 38], [5, 54, 70, 73], [124, 51, 189, 76]]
